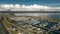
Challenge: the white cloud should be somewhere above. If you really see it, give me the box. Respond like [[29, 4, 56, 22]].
[[0, 4, 60, 11]]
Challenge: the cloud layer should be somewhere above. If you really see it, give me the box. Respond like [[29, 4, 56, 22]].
[[0, 4, 60, 11]]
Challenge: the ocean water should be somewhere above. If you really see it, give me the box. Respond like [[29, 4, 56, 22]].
[[14, 13, 60, 19]]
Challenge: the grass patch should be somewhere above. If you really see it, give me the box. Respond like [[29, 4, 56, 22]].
[[10, 30, 18, 34]]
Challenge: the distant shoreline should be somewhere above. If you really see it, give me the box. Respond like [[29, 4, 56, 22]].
[[0, 11, 60, 13]]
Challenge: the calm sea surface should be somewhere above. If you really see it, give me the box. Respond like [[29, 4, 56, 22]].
[[15, 13, 60, 19]]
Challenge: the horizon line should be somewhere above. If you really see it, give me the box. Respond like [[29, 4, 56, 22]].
[[0, 11, 60, 13]]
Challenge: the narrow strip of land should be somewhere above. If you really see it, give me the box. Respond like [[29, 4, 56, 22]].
[[0, 19, 10, 34]]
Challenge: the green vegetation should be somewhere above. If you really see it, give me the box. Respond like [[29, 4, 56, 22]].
[[10, 30, 18, 34], [0, 23, 6, 34], [1, 14, 18, 34]]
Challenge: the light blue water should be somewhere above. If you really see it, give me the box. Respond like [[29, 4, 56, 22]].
[[44, 13, 60, 19], [15, 13, 60, 19]]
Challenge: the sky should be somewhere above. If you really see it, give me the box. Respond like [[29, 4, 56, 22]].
[[0, 0, 60, 11]]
